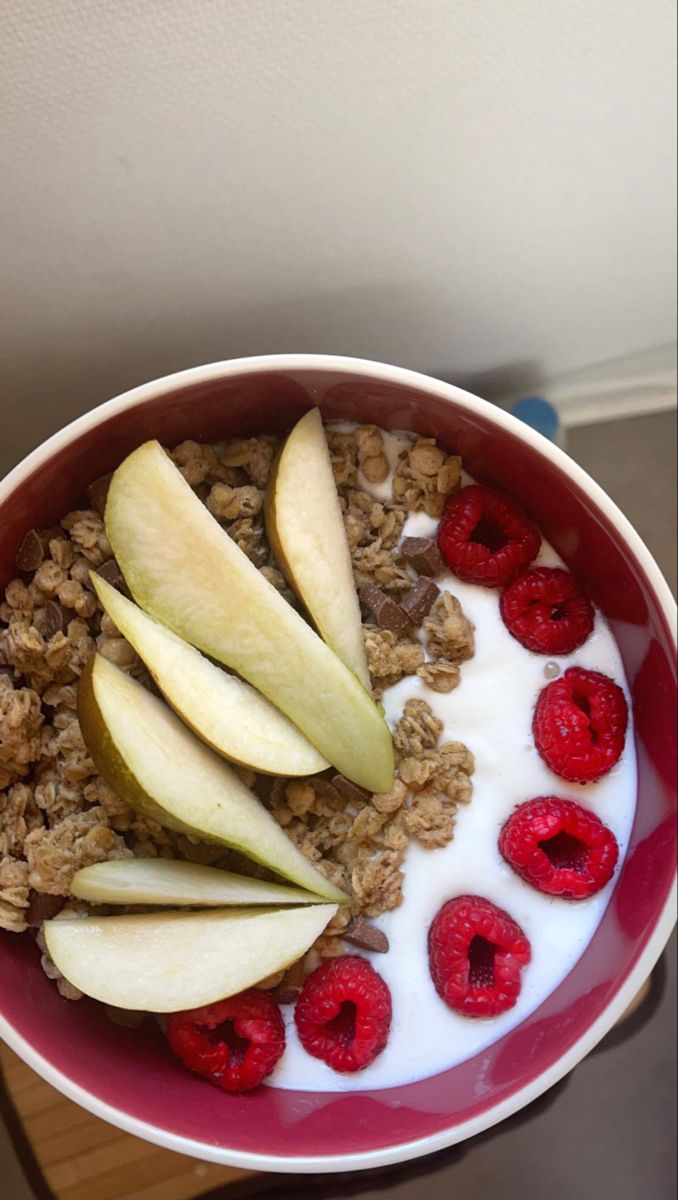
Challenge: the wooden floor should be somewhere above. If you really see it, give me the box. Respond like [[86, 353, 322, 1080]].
[[0, 1042, 254, 1200]]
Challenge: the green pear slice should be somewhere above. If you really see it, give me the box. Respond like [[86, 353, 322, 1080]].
[[77, 654, 348, 901], [44, 904, 336, 1011], [91, 574, 327, 777], [105, 440, 393, 794], [265, 408, 371, 690], [71, 858, 321, 907]]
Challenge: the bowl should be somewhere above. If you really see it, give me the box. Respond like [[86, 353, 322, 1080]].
[[1, 354, 676, 1172]]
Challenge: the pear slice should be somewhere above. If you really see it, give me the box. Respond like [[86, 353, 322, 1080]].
[[91, 574, 327, 777], [104, 440, 393, 794], [71, 858, 321, 907], [44, 904, 336, 1011], [77, 654, 348, 902], [265, 409, 371, 690]]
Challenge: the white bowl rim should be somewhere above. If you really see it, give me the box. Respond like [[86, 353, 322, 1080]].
[[1, 352, 676, 1173]]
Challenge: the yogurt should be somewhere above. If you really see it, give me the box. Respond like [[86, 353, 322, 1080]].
[[268, 431, 636, 1092]]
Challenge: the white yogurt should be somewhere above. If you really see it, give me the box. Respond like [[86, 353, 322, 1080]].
[[268, 431, 636, 1092]]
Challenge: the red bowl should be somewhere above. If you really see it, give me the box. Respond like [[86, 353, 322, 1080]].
[[1, 355, 676, 1172]]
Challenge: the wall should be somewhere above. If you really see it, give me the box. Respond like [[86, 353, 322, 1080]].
[[1, 0, 676, 464]]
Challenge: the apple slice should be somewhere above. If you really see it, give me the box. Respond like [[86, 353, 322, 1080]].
[[78, 654, 348, 902], [104, 440, 393, 794], [91, 574, 327, 777], [265, 408, 371, 690], [71, 858, 322, 907], [44, 904, 337, 1011]]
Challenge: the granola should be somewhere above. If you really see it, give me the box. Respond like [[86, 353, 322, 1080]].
[[364, 626, 425, 696], [393, 438, 462, 517], [423, 591, 476, 663], [1, 423, 475, 990]]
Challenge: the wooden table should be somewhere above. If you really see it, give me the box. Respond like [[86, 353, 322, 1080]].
[[0, 1043, 255, 1200], [0, 978, 652, 1200]]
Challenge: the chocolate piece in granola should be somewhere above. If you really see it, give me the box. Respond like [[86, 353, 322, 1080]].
[[359, 584, 409, 634], [86, 474, 113, 515], [104, 1005, 146, 1029], [330, 775, 371, 804], [15, 530, 45, 573], [25, 890, 65, 927], [96, 558, 129, 596], [311, 777, 343, 805], [400, 578, 440, 624], [39, 601, 68, 641], [272, 958, 306, 1005], [400, 536, 445, 577], [343, 917, 389, 953]]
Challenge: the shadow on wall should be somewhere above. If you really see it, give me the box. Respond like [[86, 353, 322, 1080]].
[[0, 282, 543, 475]]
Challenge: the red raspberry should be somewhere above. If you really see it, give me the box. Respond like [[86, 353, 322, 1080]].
[[499, 797, 619, 899], [500, 567, 594, 654], [533, 666, 628, 783], [166, 990, 285, 1093], [428, 895, 531, 1018], [437, 485, 541, 588], [294, 955, 391, 1072]]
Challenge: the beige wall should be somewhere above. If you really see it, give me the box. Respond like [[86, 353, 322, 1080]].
[[2, 0, 676, 466]]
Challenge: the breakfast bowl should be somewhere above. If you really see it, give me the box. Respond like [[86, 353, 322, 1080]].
[[0, 354, 675, 1173]]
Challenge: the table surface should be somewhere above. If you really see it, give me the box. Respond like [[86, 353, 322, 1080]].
[[1, 408, 676, 1200], [0, 1042, 252, 1200]]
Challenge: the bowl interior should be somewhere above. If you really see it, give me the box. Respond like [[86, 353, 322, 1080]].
[[1, 362, 676, 1167]]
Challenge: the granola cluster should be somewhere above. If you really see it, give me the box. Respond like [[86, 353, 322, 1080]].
[[0, 435, 290, 937], [254, 695, 474, 952], [393, 438, 462, 517], [1, 422, 475, 993]]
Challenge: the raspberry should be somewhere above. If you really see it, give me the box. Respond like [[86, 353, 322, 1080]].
[[437, 485, 541, 588], [428, 895, 531, 1018], [499, 797, 619, 899], [533, 666, 628, 783], [166, 990, 285, 1093], [500, 567, 594, 654], [294, 955, 391, 1072]]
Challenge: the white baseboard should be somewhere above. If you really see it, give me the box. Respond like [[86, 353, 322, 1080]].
[[503, 342, 677, 429]]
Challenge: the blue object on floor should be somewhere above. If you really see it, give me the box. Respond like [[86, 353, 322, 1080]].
[[511, 395, 560, 443]]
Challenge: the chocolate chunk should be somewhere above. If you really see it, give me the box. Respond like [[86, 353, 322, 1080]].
[[252, 773, 277, 803], [130, 663, 160, 695], [359, 583, 409, 633], [39, 525, 66, 546], [15, 529, 45, 571], [400, 577, 440, 624], [25, 891, 65, 928], [272, 958, 306, 1005], [400, 536, 444, 577], [193, 482, 211, 504], [96, 557, 130, 596], [87, 473, 113, 515], [343, 918, 389, 954], [104, 1005, 146, 1029], [331, 774, 371, 803], [40, 600, 68, 641], [312, 777, 342, 804]]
